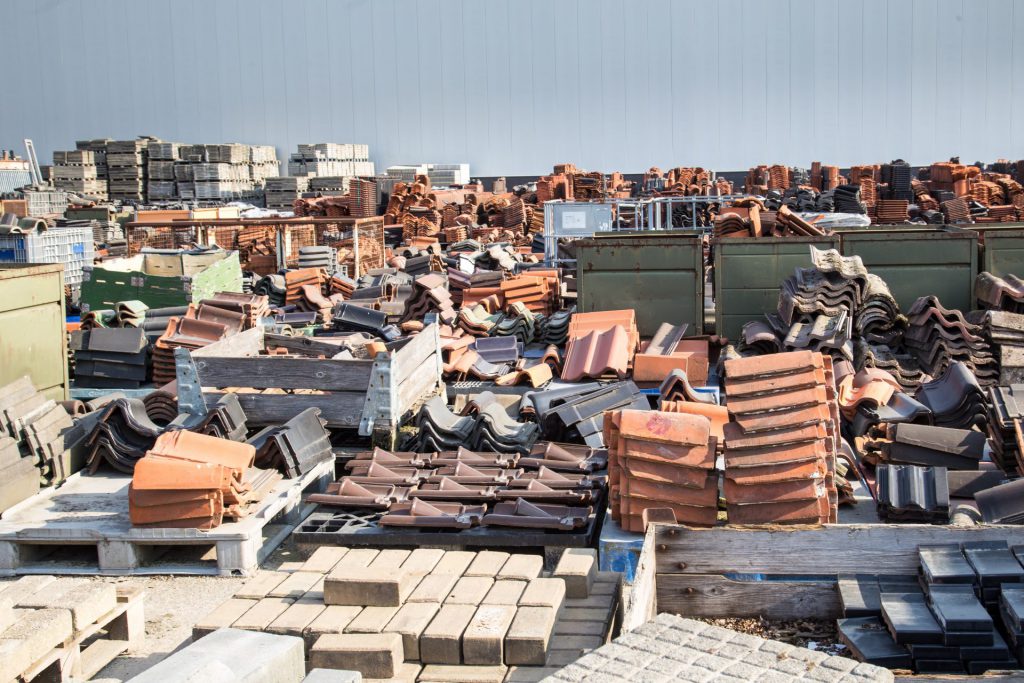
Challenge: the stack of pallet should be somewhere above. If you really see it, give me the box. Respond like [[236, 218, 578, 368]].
[[107, 139, 150, 202], [0, 576, 144, 683], [287, 143, 374, 177], [265, 176, 310, 211], [129, 430, 280, 529], [146, 141, 182, 200], [193, 546, 618, 681], [75, 138, 111, 181], [51, 149, 107, 200]]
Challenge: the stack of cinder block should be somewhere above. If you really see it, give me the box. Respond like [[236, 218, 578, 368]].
[[193, 547, 618, 681]]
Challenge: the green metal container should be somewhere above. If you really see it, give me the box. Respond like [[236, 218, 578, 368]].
[[713, 236, 839, 340], [80, 250, 243, 312], [0, 264, 69, 402], [838, 227, 977, 312], [955, 223, 1024, 279], [575, 232, 703, 337]]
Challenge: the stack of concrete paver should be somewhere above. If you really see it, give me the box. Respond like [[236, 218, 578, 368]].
[[287, 143, 374, 178], [548, 612, 893, 682], [51, 149, 108, 200], [193, 547, 618, 682], [107, 138, 150, 202]]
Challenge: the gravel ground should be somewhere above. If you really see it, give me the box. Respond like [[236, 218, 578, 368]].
[[0, 540, 311, 683]]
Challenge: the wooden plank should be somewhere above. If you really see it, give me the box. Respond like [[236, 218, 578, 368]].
[[263, 334, 358, 358], [656, 574, 840, 621], [205, 391, 365, 427], [396, 363, 441, 412], [621, 526, 657, 632], [191, 327, 263, 358], [392, 323, 440, 380], [194, 356, 373, 391], [653, 523, 1024, 576]]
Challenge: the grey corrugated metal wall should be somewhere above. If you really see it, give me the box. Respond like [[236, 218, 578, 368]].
[[2, 0, 1022, 176]]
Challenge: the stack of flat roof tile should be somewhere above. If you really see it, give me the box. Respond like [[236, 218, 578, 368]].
[[875, 199, 910, 223], [913, 361, 987, 430], [71, 327, 149, 388], [309, 445, 599, 531], [878, 423, 986, 470], [722, 350, 838, 524], [0, 376, 75, 502], [152, 300, 247, 385], [606, 409, 717, 531], [905, 296, 997, 385], [130, 429, 281, 529], [247, 408, 333, 478]]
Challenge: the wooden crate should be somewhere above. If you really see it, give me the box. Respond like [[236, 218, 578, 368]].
[[625, 523, 1024, 628], [181, 324, 444, 445]]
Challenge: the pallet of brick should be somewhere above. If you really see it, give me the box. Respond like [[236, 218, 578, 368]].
[[193, 547, 620, 681], [0, 576, 145, 683]]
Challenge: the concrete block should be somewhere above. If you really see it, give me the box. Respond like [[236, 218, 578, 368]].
[[419, 604, 476, 664], [0, 575, 56, 605], [302, 669, 361, 683], [0, 638, 32, 683], [462, 605, 516, 665], [464, 551, 510, 578], [544, 649, 580, 666], [554, 620, 607, 637], [383, 601, 440, 660], [0, 597, 15, 634], [505, 606, 557, 665], [301, 547, 349, 574], [269, 572, 322, 599], [278, 561, 306, 572], [232, 598, 295, 631], [518, 578, 566, 610], [302, 576, 326, 602], [407, 574, 458, 603], [399, 548, 445, 576], [325, 567, 417, 606], [365, 661, 420, 683], [559, 607, 611, 621], [482, 580, 526, 606], [236, 571, 290, 599], [429, 550, 476, 576], [367, 549, 410, 570], [310, 632, 403, 679], [333, 548, 380, 569], [418, 664, 507, 682], [0, 608, 73, 671], [564, 593, 615, 609], [193, 598, 257, 639], [268, 599, 327, 638], [496, 554, 543, 582], [19, 581, 116, 631], [345, 605, 400, 634], [504, 666, 562, 682], [552, 548, 597, 598], [303, 606, 362, 650], [126, 627, 305, 683], [444, 576, 493, 605]]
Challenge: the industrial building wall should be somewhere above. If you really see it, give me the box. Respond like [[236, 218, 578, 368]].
[[2, 0, 1022, 176]]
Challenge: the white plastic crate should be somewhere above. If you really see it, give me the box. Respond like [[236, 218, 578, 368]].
[[0, 226, 95, 286]]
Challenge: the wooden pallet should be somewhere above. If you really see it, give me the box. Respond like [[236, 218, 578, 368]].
[[19, 586, 145, 683], [0, 459, 331, 577]]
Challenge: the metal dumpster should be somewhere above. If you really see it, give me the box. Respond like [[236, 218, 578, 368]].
[[958, 223, 1024, 279], [0, 264, 69, 401], [575, 232, 703, 337], [839, 227, 977, 312], [713, 236, 839, 340]]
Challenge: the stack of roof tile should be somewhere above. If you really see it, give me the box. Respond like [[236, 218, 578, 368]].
[[562, 309, 640, 381], [524, 380, 649, 448], [855, 341, 928, 392], [875, 199, 910, 223], [0, 376, 75, 492], [247, 408, 333, 478], [878, 423, 986, 470], [412, 395, 539, 455], [606, 409, 717, 531], [856, 274, 906, 345], [904, 296, 997, 385], [987, 384, 1024, 473], [722, 350, 838, 524], [633, 324, 708, 384], [152, 315, 229, 385], [969, 308, 1024, 384], [913, 362, 987, 430], [941, 197, 972, 223], [201, 292, 270, 328], [129, 430, 280, 529], [400, 272, 457, 325], [875, 464, 949, 523], [778, 248, 866, 328], [976, 272, 1024, 313], [71, 327, 149, 389], [834, 184, 867, 213]]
